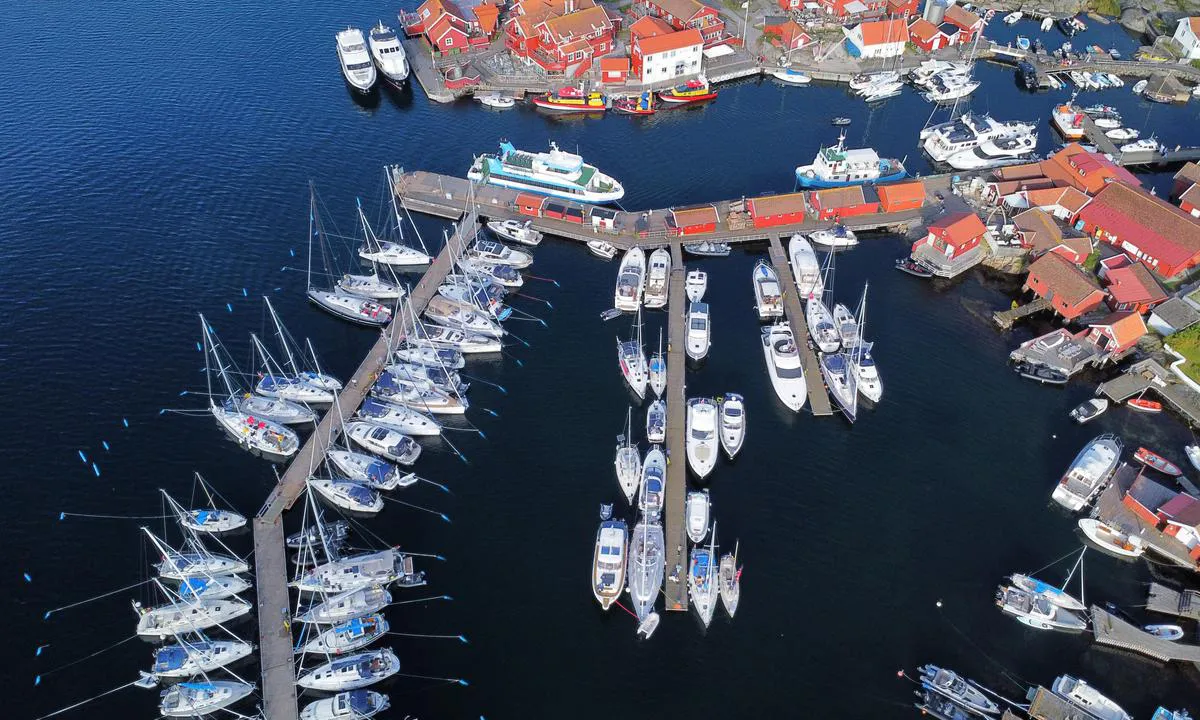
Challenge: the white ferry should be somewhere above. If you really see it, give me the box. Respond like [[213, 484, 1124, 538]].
[[468, 141, 624, 204]]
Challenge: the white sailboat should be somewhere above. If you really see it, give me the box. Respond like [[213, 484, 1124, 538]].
[[327, 447, 418, 490], [719, 393, 746, 458], [158, 680, 255, 717], [686, 398, 719, 479], [357, 199, 431, 267], [847, 284, 882, 403], [752, 260, 783, 320], [646, 398, 666, 444], [686, 302, 711, 361], [309, 477, 383, 514], [345, 421, 423, 464], [297, 648, 401, 691], [299, 614, 389, 655], [150, 637, 255, 680], [718, 542, 740, 618], [306, 189, 395, 327], [760, 323, 807, 412], [301, 691, 391, 720], [806, 296, 840, 353], [627, 520, 665, 622], [686, 490, 710, 543], [134, 595, 252, 639], [688, 523, 719, 628], [293, 548, 424, 594], [996, 550, 1089, 632], [617, 308, 649, 399], [614, 407, 642, 505], [297, 585, 392, 624], [393, 345, 464, 369], [820, 351, 858, 422], [648, 329, 667, 397], [356, 396, 442, 436], [639, 445, 666, 518], [591, 516, 628, 610], [167, 480, 247, 535], [405, 322, 502, 354], [644, 248, 671, 309], [614, 247, 646, 311]]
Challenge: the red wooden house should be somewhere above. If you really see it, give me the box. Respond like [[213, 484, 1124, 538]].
[[908, 17, 951, 51], [886, 0, 919, 17], [1076, 181, 1200, 278], [876, 181, 924, 212], [809, 186, 878, 220], [1012, 208, 1091, 264], [1084, 311, 1147, 355], [639, 0, 725, 45], [763, 17, 812, 51], [747, 192, 809, 228], [1100, 258, 1168, 313], [912, 211, 985, 260], [1023, 252, 1107, 321], [941, 4, 982, 44], [668, 205, 719, 235]]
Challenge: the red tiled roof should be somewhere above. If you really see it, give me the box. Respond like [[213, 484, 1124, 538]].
[[637, 27, 703, 55], [1027, 252, 1105, 307], [994, 162, 1046, 181], [1080, 181, 1200, 273], [907, 18, 942, 42], [748, 192, 809, 217], [1013, 208, 1091, 259], [1089, 311, 1147, 350], [877, 180, 925, 206], [1105, 262, 1168, 305], [928, 211, 986, 248], [1191, 17, 1200, 36], [1024, 186, 1091, 214], [943, 3, 981, 29], [649, 0, 710, 23], [543, 5, 611, 41], [857, 18, 908, 44], [599, 56, 629, 72], [1175, 161, 1200, 188], [472, 2, 500, 34], [1042, 143, 1139, 195], [630, 15, 675, 39]]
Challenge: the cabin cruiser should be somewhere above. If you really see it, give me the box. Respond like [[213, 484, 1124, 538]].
[[627, 521, 665, 621], [301, 691, 391, 720], [810, 225, 858, 248], [293, 548, 424, 594], [406, 323, 502, 354], [646, 399, 666, 444], [1050, 434, 1122, 511], [644, 248, 671, 309], [368, 22, 408, 86], [752, 260, 783, 319], [588, 240, 617, 259], [922, 113, 1036, 162], [466, 239, 532, 269], [134, 597, 252, 639], [1070, 398, 1108, 424], [1051, 676, 1131, 720], [159, 680, 255, 718], [614, 247, 646, 311], [1120, 138, 1159, 154], [806, 295, 840, 353], [761, 324, 807, 412], [346, 421, 424, 464], [848, 342, 882, 403], [487, 218, 542, 246], [468, 141, 624, 203], [151, 639, 254, 679], [685, 270, 707, 302], [832, 303, 859, 348], [297, 585, 392, 624], [686, 398, 719, 479], [922, 74, 980, 103], [946, 130, 1039, 170], [591, 518, 628, 610], [297, 648, 401, 691], [336, 27, 376, 93], [796, 133, 906, 188], [639, 446, 666, 518], [300, 615, 389, 656], [686, 491, 710, 543], [719, 394, 745, 458], [995, 583, 1087, 631], [1078, 518, 1146, 557], [919, 665, 1001, 715], [309, 478, 383, 514], [788, 234, 824, 298], [1106, 127, 1139, 141], [685, 302, 711, 361]]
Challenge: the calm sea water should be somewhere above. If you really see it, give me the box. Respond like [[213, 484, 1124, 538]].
[[3, 2, 1199, 718]]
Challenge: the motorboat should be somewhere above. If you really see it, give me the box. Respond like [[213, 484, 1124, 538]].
[[307, 289, 393, 326], [1051, 676, 1131, 720], [922, 74, 981, 103], [1004, 10, 1023, 23], [849, 342, 882, 403], [588, 240, 617, 259], [487, 218, 542, 246], [685, 270, 707, 302], [627, 520, 665, 621], [466, 238, 533, 269], [795, 133, 906, 188], [685, 302, 711, 361], [719, 393, 745, 458], [529, 88, 607, 114], [357, 397, 442, 437], [761, 324, 807, 412], [614, 247, 646, 311], [788, 234, 824, 298], [301, 691, 391, 720], [820, 351, 857, 422], [688, 538, 719, 628], [293, 548, 424, 594], [1051, 434, 1122, 511], [995, 584, 1088, 631], [686, 490, 710, 543], [1187, 444, 1200, 472], [922, 112, 1036, 162], [297, 649, 400, 691], [684, 241, 731, 257], [859, 79, 903, 102], [150, 639, 254, 679], [752, 260, 783, 320], [159, 681, 255, 718], [476, 92, 515, 109], [1144, 624, 1185, 641], [310, 478, 383, 514], [617, 310, 649, 399], [1041, 16, 1053, 31], [300, 614, 389, 655], [1133, 79, 1149, 94], [831, 117, 851, 126], [649, 331, 667, 397], [1121, 138, 1158, 154], [1008, 573, 1085, 611], [832, 303, 859, 348], [406, 322, 502, 354], [591, 518, 628, 610], [614, 408, 641, 505], [336, 27, 376, 93], [1127, 397, 1162, 413], [174, 575, 252, 602], [368, 22, 408, 86], [180, 508, 246, 535], [946, 131, 1039, 170], [850, 70, 899, 91], [358, 238, 431, 267], [1050, 101, 1087, 140], [644, 248, 671, 309], [393, 345, 464, 369], [806, 296, 840, 353], [1078, 518, 1146, 557], [346, 421, 424, 464], [658, 77, 717, 104], [686, 398, 719, 479], [915, 688, 977, 720], [718, 549, 740, 617], [1070, 398, 1109, 424], [612, 91, 656, 115], [425, 295, 505, 338], [1106, 127, 1139, 141], [637, 612, 661, 638], [460, 257, 525, 288], [769, 66, 812, 84], [1094, 116, 1123, 130], [468, 140, 623, 203], [810, 225, 858, 249], [1014, 361, 1067, 385], [338, 272, 404, 301], [639, 446, 666, 518], [646, 399, 666, 444], [895, 257, 933, 277], [297, 585, 392, 625], [134, 597, 252, 639], [918, 665, 1001, 715], [1134, 446, 1182, 476]]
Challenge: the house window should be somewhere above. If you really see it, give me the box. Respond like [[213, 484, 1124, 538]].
[[445, 35, 453, 46]]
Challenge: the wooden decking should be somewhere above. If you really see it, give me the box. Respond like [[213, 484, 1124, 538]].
[[662, 241, 688, 613], [992, 297, 1050, 330], [766, 234, 833, 417], [253, 517, 296, 720], [1147, 582, 1200, 621], [1096, 359, 1200, 427], [1092, 478, 1199, 571], [1090, 604, 1200, 662]]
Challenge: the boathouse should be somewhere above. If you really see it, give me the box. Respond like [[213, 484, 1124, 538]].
[[809, 186, 878, 220], [1158, 493, 1200, 562], [599, 56, 629, 83], [1023, 252, 1107, 321], [910, 210, 985, 277], [1122, 474, 1181, 526], [1012, 208, 1091, 264], [668, 205, 719, 235], [1172, 162, 1200, 201], [514, 192, 547, 217], [940, 4, 981, 44], [1100, 257, 1168, 314], [843, 18, 908, 58], [590, 206, 618, 230], [1085, 311, 1147, 355], [1148, 298, 1200, 336], [907, 18, 950, 52], [876, 180, 925, 213], [1076, 181, 1200, 279], [762, 17, 812, 51], [746, 192, 809, 228], [887, 0, 920, 17]]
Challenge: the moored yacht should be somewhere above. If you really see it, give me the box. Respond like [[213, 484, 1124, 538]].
[[921, 112, 1036, 162], [644, 248, 671, 309], [849, 342, 882, 403], [795, 133, 906, 188], [134, 597, 252, 639], [685, 302, 711, 361], [336, 27, 376, 93], [639, 445, 666, 518], [368, 22, 409, 86], [820, 351, 858, 422], [995, 583, 1087, 631], [761, 324, 807, 412], [752, 260, 783, 320], [487, 218, 543, 246], [1078, 518, 1146, 557], [832, 303, 859, 348], [1008, 573, 1086, 611], [346, 421, 424, 464], [806, 296, 840, 353], [627, 520, 665, 621], [1051, 99, 1086, 139], [293, 548, 424, 594], [339, 272, 404, 301], [946, 130, 1039, 170], [297, 648, 400, 691], [1051, 676, 1131, 720], [688, 533, 720, 628], [308, 289, 393, 326], [591, 517, 628, 610], [310, 478, 383, 514], [297, 585, 392, 625], [614, 247, 646, 311], [686, 398, 719, 479], [159, 680, 254, 718], [614, 408, 641, 505], [301, 615, 389, 655], [685, 270, 707, 302], [918, 665, 1001, 715], [301, 691, 390, 720], [1050, 434, 1122, 511], [810, 225, 858, 249], [719, 393, 745, 458], [922, 74, 981, 103], [788, 234, 824, 298], [617, 309, 649, 399], [646, 399, 666, 444], [150, 639, 255, 679], [718, 549, 740, 618], [686, 490, 710, 543], [468, 141, 624, 203]]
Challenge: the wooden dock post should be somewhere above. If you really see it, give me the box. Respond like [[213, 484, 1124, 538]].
[[766, 234, 833, 417], [662, 241, 689, 613]]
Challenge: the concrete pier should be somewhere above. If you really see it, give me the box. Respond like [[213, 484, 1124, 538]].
[[662, 241, 689, 613], [766, 234, 834, 417]]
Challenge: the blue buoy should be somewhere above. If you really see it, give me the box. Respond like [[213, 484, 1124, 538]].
[[101, 441, 110, 451], [43, 611, 52, 620], [34, 676, 40, 686], [159, 409, 166, 415], [458, 635, 469, 644], [23, 572, 32, 583], [226, 303, 233, 313], [289, 248, 295, 257], [440, 514, 451, 524], [195, 341, 202, 352], [58, 512, 65, 521], [457, 679, 469, 686], [77, 450, 87, 464], [122, 418, 129, 428], [179, 390, 188, 396], [92, 463, 100, 477], [242, 288, 248, 297], [35, 645, 48, 656]]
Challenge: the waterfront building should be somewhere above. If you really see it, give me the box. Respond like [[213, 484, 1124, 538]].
[[599, 56, 629, 83], [1172, 17, 1200, 60], [1001, 186, 1091, 221], [819, 0, 888, 19], [876, 181, 925, 213], [809, 186, 878, 220], [668, 205, 719, 235], [1084, 311, 1147, 355], [1181, 185, 1200, 218], [908, 18, 951, 52], [404, 0, 496, 51], [746, 192, 810, 228], [1171, 162, 1200, 200], [1042, 144, 1138, 195], [1076, 182, 1200, 279], [1099, 258, 1168, 314], [636, 0, 725, 46], [763, 17, 812, 52], [941, 4, 981, 44], [630, 16, 703, 82], [843, 18, 908, 58], [504, 0, 618, 74], [1023, 253, 1106, 321], [887, 0, 920, 17], [910, 210, 985, 277], [1148, 298, 1200, 336], [1012, 208, 1091, 264]]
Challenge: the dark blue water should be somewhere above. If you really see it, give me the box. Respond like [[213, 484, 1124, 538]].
[[3, 2, 1198, 718]]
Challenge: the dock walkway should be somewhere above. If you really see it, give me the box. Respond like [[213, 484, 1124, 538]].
[[1097, 359, 1200, 427], [766, 234, 833, 417], [1147, 582, 1200, 621], [993, 297, 1050, 330], [1091, 604, 1200, 662], [663, 242, 688, 613]]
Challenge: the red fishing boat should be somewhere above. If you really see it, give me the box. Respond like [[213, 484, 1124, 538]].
[[657, 78, 717, 104], [1134, 447, 1182, 476], [530, 87, 606, 113], [612, 91, 656, 115], [1126, 397, 1162, 413]]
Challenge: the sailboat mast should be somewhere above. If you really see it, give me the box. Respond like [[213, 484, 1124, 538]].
[[263, 297, 301, 376], [200, 314, 215, 407], [202, 317, 239, 401], [306, 186, 315, 291]]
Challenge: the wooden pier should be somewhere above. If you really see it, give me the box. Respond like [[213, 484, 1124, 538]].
[[251, 211, 468, 720], [1025, 686, 1083, 720], [1097, 358, 1200, 427], [1147, 582, 1200, 621], [662, 241, 689, 612], [766, 234, 834, 417], [993, 297, 1050, 330], [1090, 604, 1200, 662]]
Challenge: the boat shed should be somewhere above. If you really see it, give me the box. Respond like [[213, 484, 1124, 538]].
[[746, 192, 810, 228], [668, 204, 719, 236], [514, 192, 547, 217], [876, 180, 925, 213], [541, 200, 567, 220], [590, 206, 618, 231], [809, 186, 878, 220], [1023, 252, 1107, 321], [1123, 474, 1183, 525]]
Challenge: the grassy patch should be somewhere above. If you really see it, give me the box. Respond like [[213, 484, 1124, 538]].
[[1083, 250, 1101, 273], [1192, 59, 1200, 70], [1089, 0, 1120, 16], [1168, 324, 1200, 379]]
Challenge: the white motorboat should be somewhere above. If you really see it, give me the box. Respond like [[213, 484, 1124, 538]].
[[476, 93, 516, 109], [627, 521, 665, 621], [614, 247, 646, 311], [644, 248, 671, 309], [368, 22, 408, 86], [719, 393, 745, 458], [646, 399, 666, 444], [820, 351, 858, 422], [1094, 117, 1122, 129], [1078, 518, 1146, 557], [1132, 79, 1148, 94], [460, 257, 524, 288], [686, 490, 710, 543], [1121, 138, 1158, 153], [995, 584, 1088, 631], [336, 27, 376, 93], [1051, 676, 1131, 720], [849, 342, 883, 404], [686, 398, 719, 479], [850, 70, 900, 91], [338, 272, 404, 301], [718, 547, 740, 618], [310, 478, 383, 514], [1050, 434, 1122, 511], [297, 585, 392, 624], [1144, 624, 1185, 641], [407, 323, 503, 354], [487, 218, 542, 246], [688, 531, 719, 628], [639, 445, 666, 518], [301, 691, 391, 720], [150, 639, 255, 679], [293, 548, 423, 594], [1004, 10, 1022, 23], [809, 225, 858, 249], [467, 238, 533, 269], [1188, 444, 1200, 472], [637, 611, 661, 638], [591, 518, 628, 610], [761, 323, 807, 412], [1070, 398, 1109, 424], [686, 302, 711, 361], [769, 66, 812, 84], [922, 112, 1037, 162], [832, 303, 859, 348], [617, 309, 649, 399], [648, 330, 667, 397], [1106, 127, 1139, 141], [919, 665, 1001, 715], [357, 397, 441, 437], [1041, 16, 1053, 31], [788, 234, 824, 298], [923, 74, 980, 103], [614, 408, 641, 505], [685, 270, 707, 302], [180, 508, 246, 535], [134, 597, 252, 639], [1008, 573, 1086, 611], [588, 240, 617, 260], [806, 296, 840, 353], [346, 421, 423, 464], [752, 260, 783, 320], [425, 295, 505, 338], [159, 680, 254, 718], [300, 614, 389, 655], [393, 345, 464, 369], [297, 648, 400, 691], [946, 130, 1039, 170]]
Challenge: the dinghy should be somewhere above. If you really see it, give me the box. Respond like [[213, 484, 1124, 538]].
[[1188, 444, 1200, 472], [614, 408, 641, 505], [719, 393, 746, 458], [293, 548, 424, 594], [309, 478, 383, 514], [1126, 397, 1162, 413], [644, 248, 671, 309], [1070, 398, 1109, 424], [1078, 518, 1146, 558], [617, 308, 650, 399], [918, 665, 1000, 716], [346, 421, 423, 464], [752, 260, 783, 320], [591, 517, 628, 610], [301, 691, 390, 720], [627, 521, 665, 621], [357, 397, 442, 436], [718, 547, 740, 618], [300, 614, 389, 655], [614, 247, 646, 311], [1144, 624, 1185, 641], [150, 639, 254, 679], [297, 648, 400, 691], [159, 680, 255, 717], [639, 446, 666, 518], [487, 219, 542, 246], [761, 324, 807, 412], [686, 398, 719, 478], [134, 597, 252, 639], [637, 611, 660, 638], [686, 490, 710, 543], [588, 240, 618, 260], [646, 399, 666, 444], [1134, 446, 1181, 476], [685, 270, 707, 302], [297, 585, 392, 624], [648, 329, 667, 397], [686, 302, 711, 361], [327, 449, 416, 491]]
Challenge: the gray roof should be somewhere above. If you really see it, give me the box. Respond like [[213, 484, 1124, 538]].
[[1152, 297, 1200, 331]]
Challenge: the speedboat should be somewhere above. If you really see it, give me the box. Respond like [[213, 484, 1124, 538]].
[[686, 398, 719, 479], [1078, 518, 1146, 557], [293, 548, 424, 594], [795, 133, 906, 188], [1127, 397, 1162, 413], [1121, 138, 1158, 153], [588, 240, 617, 260], [1144, 624, 1185, 641], [685, 270, 707, 302], [336, 27, 376, 93], [613, 91, 656, 115], [806, 296, 840, 353], [688, 542, 719, 628], [639, 446, 666, 518], [658, 77, 717, 104], [466, 239, 532, 269], [761, 324, 807, 412], [307, 289, 393, 327], [476, 92, 516, 109], [614, 247, 646, 311], [1134, 446, 1182, 476], [297, 648, 400, 691], [769, 66, 812, 84], [301, 691, 391, 720], [1051, 676, 1131, 720], [685, 302, 711, 361], [297, 585, 392, 624], [895, 257, 933, 277], [346, 421, 423, 464], [820, 351, 857, 422], [134, 597, 252, 639], [788, 235, 823, 298], [832, 303, 859, 348], [810, 225, 858, 249], [1070, 398, 1109, 424], [310, 478, 383, 514], [159, 680, 254, 718], [591, 518, 628, 610], [1004, 10, 1023, 23], [686, 490, 710, 543], [1050, 434, 1122, 511], [995, 584, 1087, 631], [848, 342, 882, 403], [1094, 116, 1122, 130], [1014, 361, 1067, 384], [393, 345, 464, 369], [487, 219, 542, 246], [752, 260, 783, 320], [1106, 127, 1139, 141], [718, 551, 740, 618], [614, 408, 641, 505], [627, 520, 664, 621], [150, 639, 254, 679], [644, 248, 671, 309], [719, 393, 745, 458], [646, 399, 666, 444], [339, 272, 404, 301], [357, 397, 442, 437], [358, 238, 431, 267], [919, 665, 1001, 715], [300, 614, 389, 655], [468, 140, 623, 203], [180, 508, 246, 535], [1008, 573, 1085, 611], [368, 22, 408, 86]]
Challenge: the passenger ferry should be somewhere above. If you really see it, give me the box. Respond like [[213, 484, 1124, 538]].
[[529, 87, 606, 112], [794, 133, 906, 189], [467, 141, 625, 203]]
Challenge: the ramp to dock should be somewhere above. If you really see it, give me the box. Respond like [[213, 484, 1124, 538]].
[[766, 234, 833, 417], [663, 242, 688, 612], [1091, 604, 1200, 662], [1147, 583, 1200, 621]]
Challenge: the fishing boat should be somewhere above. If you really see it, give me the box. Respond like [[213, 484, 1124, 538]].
[[895, 257, 933, 277], [685, 270, 707, 302], [795, 132, 907, 188], [159, 680, 255, 717], [529, 88, 607, 113], [1051, 676, 1130, 720], [310, 478, 383, 514], [995, 584, 1088, 631], [684, 241, 731, 257], [686, 302, 711, 361], [406, 323, 502, 354], [769, 66, 812, 84], [134, 597, 252, 639], [297, 648, 400, 691], [150, 638, 255, 679], [1014, 361, 1068, 385], [1070, 398, 1109, 424], [718, 545, 740, 617], [476, 93, 515, 109], [1127, 397, 1163, 413], [614, 408, 641, 505], [1051, 99, 1087, 139], [614, 247, 646, 311], [487, 218, 542, 246], [301, 691, 391, 720], [293, 548, 424, 594], [806, 295, 840, 353], [300, 614, 389, 655], [752, 260, 783, 319], [686, 398, 719, 478], [588, 240, 617, 259], [646, 399, 666, 444], [612, 91, 656, 115], [659, 77, 717, 104], [788, 234, 824, 297], [592, 516, 628, 610], [918, 665, 1001, 715], [346, 421, 423, 464], [831, 117, 851, 126], [338, 272, 404, 301], [820, 351, 858, 422], [1134, 446, 1182, 476], [644, 248, 671, 309], [1144, 624, 1185, 641], [649, 330, 666, 397], [719, 393, 746, 458], [761, 323, 807, 412], [617, 308, 649, 399], [368, 22, 408, 86], [1050, 434, 1122, 511], [297, 585, 392, 624], [627, 520, 665, 621], [468, 140, 622, 203], [686, 490, 710, 543], [688, 527, 719, 628], [336, 27, 376, 93], [1008, 572, 1086, 611], [810, 225, 858, 249], [639, 445, 666, 518]]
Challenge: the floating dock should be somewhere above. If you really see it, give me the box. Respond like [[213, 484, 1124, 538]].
[[1097, 358, 1200, 427], [1146, 582, 1200, 621], [662, 242, 688, 612], [1090, 604, 1200, 662], [766, 234, 834, 417]]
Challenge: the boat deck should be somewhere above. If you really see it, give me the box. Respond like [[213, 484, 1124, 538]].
[[766, 234, 834, 417], [1147, 582, 1200, 621], [662, 241, 688, 613], [1090, 604, 1200, 662]]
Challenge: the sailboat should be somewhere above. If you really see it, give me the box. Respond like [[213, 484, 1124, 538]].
[[146, 527, 249, 580], [645, 398, 666, 443], [327, 446, 418, 491], [617, 308, 649, 399], [357, 395, 442, 436], [805, 252, 841, 353], [299, 614, 389, 655], [627, 519, 665, 621], [251, 338, 330, 406], [648, 329, 667, 397], [301, 691, 391, 720], [306, 188, 395, 327], [614, 407, 642, 505], [688, 522, 719, 628], [297, 585, 392, 624], [847, 283, 882, 403], [393, 345, 464, 370], [293, 547, 424, 594], [357, 198, 431, 268], [718, 541, 740, 618], [820, 350, 858, 423], [297, 648, 401, 691], [166, 479, 247, 535], [149, 635, 255, 680], [639, 445, 666, 518], [995, 549, 1089, 632], [591, 513, 628, 610], [309, 477, 384, 514], [158, 680, 256, 717], [134, 593, 252, 639]]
